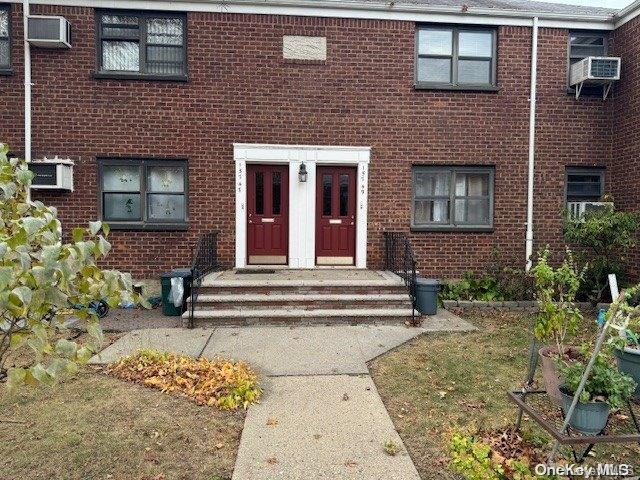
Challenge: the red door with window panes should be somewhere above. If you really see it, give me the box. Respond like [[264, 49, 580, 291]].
[[315, 167, 357, 265], [247, 165, 289, 265]]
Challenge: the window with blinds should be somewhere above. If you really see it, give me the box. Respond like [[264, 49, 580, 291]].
[[412, 166, 494, 230]]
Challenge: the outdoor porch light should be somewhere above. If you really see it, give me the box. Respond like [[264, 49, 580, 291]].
[[298, 162, 308, 182]]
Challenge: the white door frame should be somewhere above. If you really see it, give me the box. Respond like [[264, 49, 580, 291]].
[[234, 143, 370, 269]]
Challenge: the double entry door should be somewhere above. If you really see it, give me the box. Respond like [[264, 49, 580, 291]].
[[246, 164, 357, 266]]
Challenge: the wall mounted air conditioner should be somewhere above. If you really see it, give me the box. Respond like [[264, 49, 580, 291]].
[[29, 157, 74, 191], [570, 57, 621, 100], [27, 15, 71, 48], [567, 201, 613, 221]]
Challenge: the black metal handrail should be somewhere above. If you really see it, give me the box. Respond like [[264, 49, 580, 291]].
[[188, 231, 220, 329], [384, 232, 418, 325]]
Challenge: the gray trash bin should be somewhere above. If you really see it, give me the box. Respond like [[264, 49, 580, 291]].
[[415, 278, 441, 315]]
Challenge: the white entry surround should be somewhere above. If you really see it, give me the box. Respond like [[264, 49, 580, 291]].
[[234, 144, 370, 269]]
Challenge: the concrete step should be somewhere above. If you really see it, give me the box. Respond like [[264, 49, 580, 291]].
[[182, 308, 417, 327], [197, 285, 408, 295], [188, 293, 412, 310]]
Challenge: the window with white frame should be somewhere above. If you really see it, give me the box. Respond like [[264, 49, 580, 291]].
[[99, 159, 188, 229], [0, 5, 10, 71], [412, 166, 494, 230], [96, 11, 187, 79], [416, 25, 497, 89]]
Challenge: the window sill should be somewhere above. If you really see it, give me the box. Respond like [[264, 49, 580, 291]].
[[106, 222, 188, 232], [414, 83, 500, 92], [411, 226, 494, 233], [94, 72, 189, 82], [0, 68, 13, 76]]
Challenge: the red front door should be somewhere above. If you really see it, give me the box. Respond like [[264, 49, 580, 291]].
[[247, 164, 289, 265], [315, 167, 357, 265]]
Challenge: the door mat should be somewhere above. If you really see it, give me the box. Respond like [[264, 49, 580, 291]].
[[235, 269, 276, 275]]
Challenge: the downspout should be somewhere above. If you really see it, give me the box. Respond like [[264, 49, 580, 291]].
[[23, 0, 31, 202], [525, 17, 538, 271]]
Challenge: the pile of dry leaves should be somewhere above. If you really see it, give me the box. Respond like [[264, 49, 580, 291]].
[[107, 349, 261, 409], [480, 428, 548, 466]]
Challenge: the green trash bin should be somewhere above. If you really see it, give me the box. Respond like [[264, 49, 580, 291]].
[[161, 269, 193, 316], [415, 278, 441, 315]]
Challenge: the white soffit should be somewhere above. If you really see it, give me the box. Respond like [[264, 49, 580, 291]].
[[6, 0, 625, 30]]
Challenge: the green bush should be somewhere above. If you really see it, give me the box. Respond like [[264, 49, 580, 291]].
[[449, 432, 554, 480], [441, 251, 533, 302], [441, 272, 506, 302], [0, 143, 146, 388], [531, 248, 584, 355], [564, 207, 640, 303], [487, 249, 535, 301], [558, 351, 636, 409]]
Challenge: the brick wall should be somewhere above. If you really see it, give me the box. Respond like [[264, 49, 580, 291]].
[[611, 15, 640, 279], [0, 5, 614, 278]]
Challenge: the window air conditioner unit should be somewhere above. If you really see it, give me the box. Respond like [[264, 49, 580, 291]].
[[29, 157, 74, 191], [567, 201, 613, 221], [570, 57, 621, 100], [27, 15, 71, 48]]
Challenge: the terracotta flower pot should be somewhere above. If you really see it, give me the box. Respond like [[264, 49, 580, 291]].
[[539, 345, 581, 405]]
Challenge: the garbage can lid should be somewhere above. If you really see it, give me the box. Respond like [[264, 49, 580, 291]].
[[416, 278, 441, 286], [161, 271, 173, 279], [171, 268, 193, 277]]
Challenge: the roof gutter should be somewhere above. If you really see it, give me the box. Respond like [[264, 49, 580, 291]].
[[12, 0, 618, 29], [202, 0, 616, 22], [614, 0, 640, 28]]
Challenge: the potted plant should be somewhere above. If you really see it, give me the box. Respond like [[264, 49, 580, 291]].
[[531, 248, 584, 404], [607, 287, 640, 397], [558, 352, 637, 436], [614, 331, 640, 398]]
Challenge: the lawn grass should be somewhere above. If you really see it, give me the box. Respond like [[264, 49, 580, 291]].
[[0, 333, 245, 480], [369, 309, 640, 479]]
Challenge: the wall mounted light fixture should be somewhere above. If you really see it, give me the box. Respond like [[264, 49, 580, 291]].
[[298, 162, 308, 182]]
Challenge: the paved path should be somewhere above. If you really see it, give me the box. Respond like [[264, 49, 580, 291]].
[[90, 310, 475, 479]]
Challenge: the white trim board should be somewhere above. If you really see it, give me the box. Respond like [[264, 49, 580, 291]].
[[5, 0, 623, 30], [615, 0, 640, 28], [234, 143, 370, 270]]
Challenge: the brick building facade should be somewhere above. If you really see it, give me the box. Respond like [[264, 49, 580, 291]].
[[0, 0, 636, 279]]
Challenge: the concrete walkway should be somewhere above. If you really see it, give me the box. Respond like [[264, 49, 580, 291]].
[[90, 310, 475, 479]]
